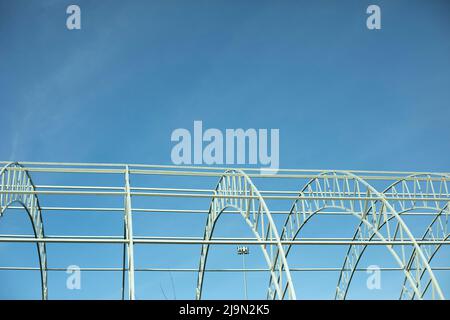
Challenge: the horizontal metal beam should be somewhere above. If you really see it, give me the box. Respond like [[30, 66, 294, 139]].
[[1, 266, 450, 272], [3, 165, 449, 181], [1, 234, 447, 242], [1, 190, 449, 202], [6, 206, 445, 216], [16, 184, 450, 198], [2, 160, 448, 176], [0, 237, 449, 245]]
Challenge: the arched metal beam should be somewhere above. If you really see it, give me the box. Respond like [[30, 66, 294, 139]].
[[268, 171, 379, 299], [335, 174, 449, 300], [196, 169, 296, 300], [399, 203, 449, 299], [267, 171, 445, 300], [0, 162, 48, 299]]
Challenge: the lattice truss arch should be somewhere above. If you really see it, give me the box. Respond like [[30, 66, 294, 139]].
[[268, 171, 447, 300], [196, 169, 297, 300], [336, 174, 449, 300], [0, 162, 47, 299]]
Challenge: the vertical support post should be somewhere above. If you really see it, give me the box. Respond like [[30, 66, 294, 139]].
[[124, 165, 135, 300], [237, 246, 249, 299], [242, 253, 248, 300]]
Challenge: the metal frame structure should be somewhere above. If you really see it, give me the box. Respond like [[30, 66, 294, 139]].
[[0, 161, 449, 300]]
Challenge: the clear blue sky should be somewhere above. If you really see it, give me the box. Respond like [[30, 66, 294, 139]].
[[0, 0, 449, 299]]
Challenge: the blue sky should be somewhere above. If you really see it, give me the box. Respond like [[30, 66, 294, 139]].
[[0, 0, 449, 299]]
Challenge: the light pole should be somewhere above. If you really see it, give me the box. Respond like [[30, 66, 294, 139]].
[[237, 246, 249, 299]]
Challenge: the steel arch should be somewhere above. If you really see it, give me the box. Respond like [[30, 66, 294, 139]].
[[336, 174, 449, 300], [195, 169, 296, 300], [399, 204, 449, 299], [0, 162, 48, 299], [267, 171, 444, 300]]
